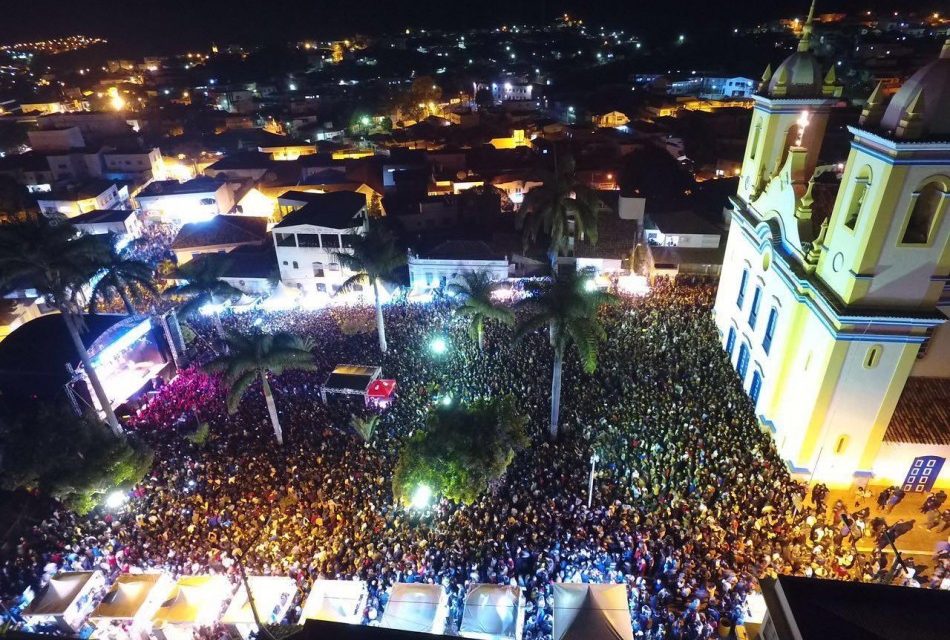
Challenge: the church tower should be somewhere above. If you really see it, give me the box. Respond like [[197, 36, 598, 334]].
[[713, 7, 949, 488]]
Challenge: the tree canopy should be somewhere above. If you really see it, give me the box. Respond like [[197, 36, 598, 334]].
[[0, 404, 153, 514], [392, 395, 528, 505]]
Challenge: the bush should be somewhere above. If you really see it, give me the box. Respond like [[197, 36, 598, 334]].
[[392, 395, 528, 505]]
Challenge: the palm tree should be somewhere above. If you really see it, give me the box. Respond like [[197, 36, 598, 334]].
[[88, 235, 158, 315], [0, 218, 123, 435], [164, 256, 241, 339], [521, 152, 603, 272], [204, 331, 316, 445], [515, 268, 616, 440], [447, 271, 514, 351], [333, 224, 405, 353]]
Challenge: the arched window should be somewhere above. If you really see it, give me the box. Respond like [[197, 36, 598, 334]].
[[844, 166, 872, 230], [726, 326, 737, 358], [737, 268, 749, 309], [763, 308, 778, 354], [902, 181, 947, 245], [749, 286, 762, 329], [749, 121, 761, 161], [749, 370, 763, 406], [834, 435, 850, 455], [865, 345, 883, 369], [737, 343, 751, 382]]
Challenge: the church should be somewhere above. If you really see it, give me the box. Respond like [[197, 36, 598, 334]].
[[713, 4, 950, 489]]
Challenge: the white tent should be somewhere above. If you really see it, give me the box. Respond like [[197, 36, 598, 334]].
[[152, 575, 232, 630], [23, 571, 105, 632], [221, 576, 297, 638], [90, 574, 172, 622], [299, 579, 367, 624], [552, 584, 633, 640], [379, 583, 448, 635], [460, 584, 525, 640]]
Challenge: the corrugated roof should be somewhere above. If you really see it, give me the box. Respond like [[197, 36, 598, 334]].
[[884, 377, 950, 446]]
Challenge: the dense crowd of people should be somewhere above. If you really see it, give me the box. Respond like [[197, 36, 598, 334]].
[[2, 278, 947, 640]]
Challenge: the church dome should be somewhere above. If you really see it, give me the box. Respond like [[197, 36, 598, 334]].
[[767, 50, 824, 98], [879, 40, 950, 138]]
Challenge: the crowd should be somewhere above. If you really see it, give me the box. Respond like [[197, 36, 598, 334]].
[[2, 278, 947, 640]]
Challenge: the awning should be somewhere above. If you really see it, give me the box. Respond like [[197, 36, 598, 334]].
[[152, 575, 232, 627], [90, 573, 172, 622], [23, 572, 101, 619], [379, 583, 448, 635], [460, 584, 525, 640], [299, 579, 367, 624], [552, 584, 633, 640], [221, 576, 297, 626], [366, 379, 396, 400]]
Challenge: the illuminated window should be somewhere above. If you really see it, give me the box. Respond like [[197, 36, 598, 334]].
[[737, 268, 749, 308], [749, 286, 762, 329], [902, 182, 946, 245], [763, 308, 778, 354]]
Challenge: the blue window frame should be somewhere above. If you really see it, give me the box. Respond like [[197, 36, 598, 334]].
[[763, 308, 778, 354], [726, 326, 737, 357], [737, 343, 750, 381], [750, 370, 763, 405], [749, 286, 762, 329], [737, 269, 749, 308]]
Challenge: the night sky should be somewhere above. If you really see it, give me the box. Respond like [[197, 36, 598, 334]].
[[0, 0, 941, 52]]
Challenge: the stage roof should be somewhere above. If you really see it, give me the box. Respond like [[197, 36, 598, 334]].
[[152, 575, 232, 626], [460, 584, 524, 640], [322, 365, 382, 393], [552, 584, 633, 640], [379, 583, 447, 634], [23, 572, 98, 618], [299, 579, 367, 624]]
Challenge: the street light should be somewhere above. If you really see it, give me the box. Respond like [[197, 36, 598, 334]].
[[411, 484, 433, 509], [105, 490, 128, 510], [429, 336, 448, 355], [588, 453, 600, 508]]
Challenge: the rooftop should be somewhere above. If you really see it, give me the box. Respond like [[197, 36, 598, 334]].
[[172, 215, 268, 250], [647, 210, 723, 235], [883, 377, 950, 446], [139, 177, 223, 197], [417, 240, 506, 261], [274, 191, 366, 230], [71, 209, 136, 225]]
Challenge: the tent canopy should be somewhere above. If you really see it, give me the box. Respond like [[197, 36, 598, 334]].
[[552, 584, 633, 640], [23, 572, 98, 618], [90, 573, 167, 621], [460, 584, 525, 640], [300, 579, 367, 624], [321, 365, 382, 402], [379, 583, 447, 634], [366, 379, 396, 399], [221, 576, 297, 626], [153, 575, 232, 626]]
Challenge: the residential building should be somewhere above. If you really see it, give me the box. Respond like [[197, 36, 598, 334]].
[[136, 178, 235, 224], [171, 215, 269, 264], [408, 241, 509, 292], [272, 191, 367, 295], [71, 209, 142, 240], [712, 18, 949, 488], [644, 210, 723, 248], [35, 180, 128, 218], [592, 111, 631, 128]]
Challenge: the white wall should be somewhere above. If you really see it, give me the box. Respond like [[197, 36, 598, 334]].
[[872, 441, 950, 489], [408, 258, 509, 290]]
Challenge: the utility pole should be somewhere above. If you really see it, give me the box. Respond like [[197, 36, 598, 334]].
[[588, 453, 600, 509]]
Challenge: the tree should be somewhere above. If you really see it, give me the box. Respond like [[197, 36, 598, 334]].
[[88, 235, 159, 315], [521, 153, 603, 272], [367, 192, 384, 218], [0, 218, 123, 435], [0, 404, 153, 514], [515, 268, 617, 440], [165, 256, 242, 339], [403, 76, 442, 120], [203, 331, 316, 445], [333, 223, 405, 353], [350, 413, 379, 442], [447, 271, 514, 351], [392, 396, 528, 505]]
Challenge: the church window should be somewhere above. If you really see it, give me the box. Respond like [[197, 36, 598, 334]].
[[844, 166, 872, 230], [864, 345, 882, 369], [749, 286, 762, 329], [737, 343, 750, 382], [763, 308, 778, 354], [726, 326, 737, 357], [901, 182, 946, 245], [737, 268, 749, 309], [749, 370, 763, 406]]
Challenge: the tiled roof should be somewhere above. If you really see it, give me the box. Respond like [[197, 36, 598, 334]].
[[172, 215, 268, 250], [884, 377, 950, 446], [274, 191, 366, 230]]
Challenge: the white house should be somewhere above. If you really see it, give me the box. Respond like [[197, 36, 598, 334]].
[[272, 191, 367, 295], [71, 209, 143, 241], [136, 178, 235, 224], [36, 180, 128, 218], [644, 210, 722, 248], [408, 240, 510, 292]]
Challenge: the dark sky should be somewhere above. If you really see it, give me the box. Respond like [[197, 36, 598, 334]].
[[0, 0, 939, 53]]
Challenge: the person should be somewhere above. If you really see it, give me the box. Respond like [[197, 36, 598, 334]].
[[885, 488, 906, 514], [921, 490, 947, 514], [877, 486, 895, 511]]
